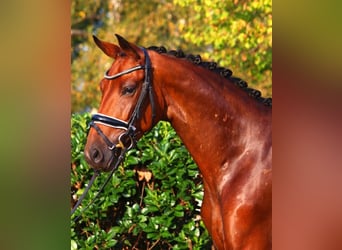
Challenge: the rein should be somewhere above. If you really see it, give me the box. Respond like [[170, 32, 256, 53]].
[[71, 148, 128, 222], [71, 48, 154, 220]]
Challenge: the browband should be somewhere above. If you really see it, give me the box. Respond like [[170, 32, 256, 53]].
[[104, 65, 145, 80]]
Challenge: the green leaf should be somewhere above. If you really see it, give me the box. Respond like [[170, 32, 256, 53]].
[[125, 155, 140, 165], [161, 230, 172, 238], [106, 239, 117, 247], [71, 240, 77, 250], [146, 232, 159, 240]]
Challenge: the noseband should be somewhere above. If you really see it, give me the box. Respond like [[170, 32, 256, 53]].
[[71, 48, 155, 220], [90, 47, 155, 153]]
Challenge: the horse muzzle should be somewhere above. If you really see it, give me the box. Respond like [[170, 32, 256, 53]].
[[84, 136, 134, 172], [84, 114, 136, 172]]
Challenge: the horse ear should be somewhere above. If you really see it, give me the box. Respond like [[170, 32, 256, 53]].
[[93, 35, 121, 59], [115, 34, 141, 60]]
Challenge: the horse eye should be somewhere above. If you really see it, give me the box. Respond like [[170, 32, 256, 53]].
[[122, 85, 136, 95]]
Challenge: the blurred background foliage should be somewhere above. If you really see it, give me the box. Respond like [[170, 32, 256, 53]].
[[71, 0, 272, 113]]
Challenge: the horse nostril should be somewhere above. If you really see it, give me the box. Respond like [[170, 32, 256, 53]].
[[91, 147, 103, 164]]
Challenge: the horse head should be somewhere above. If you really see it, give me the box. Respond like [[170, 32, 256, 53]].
[[84, 35, 162, 172]]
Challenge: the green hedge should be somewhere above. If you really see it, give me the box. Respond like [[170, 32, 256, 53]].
[[71, 113, 212, 249]]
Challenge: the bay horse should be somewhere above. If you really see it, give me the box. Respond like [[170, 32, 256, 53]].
[[84, 34, 272, 250]]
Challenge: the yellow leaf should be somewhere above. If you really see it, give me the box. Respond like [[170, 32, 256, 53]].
[[78, 11, 86, 19]]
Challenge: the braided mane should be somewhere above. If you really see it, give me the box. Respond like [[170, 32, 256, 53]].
[[148, 46, 272, 107]]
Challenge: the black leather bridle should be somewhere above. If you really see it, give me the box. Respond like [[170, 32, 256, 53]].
[[91, 47, 156, 153], [71, 48, 155, 220]]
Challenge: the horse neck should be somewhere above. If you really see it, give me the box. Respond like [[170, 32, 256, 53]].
[[152, 53, 272, 182]]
